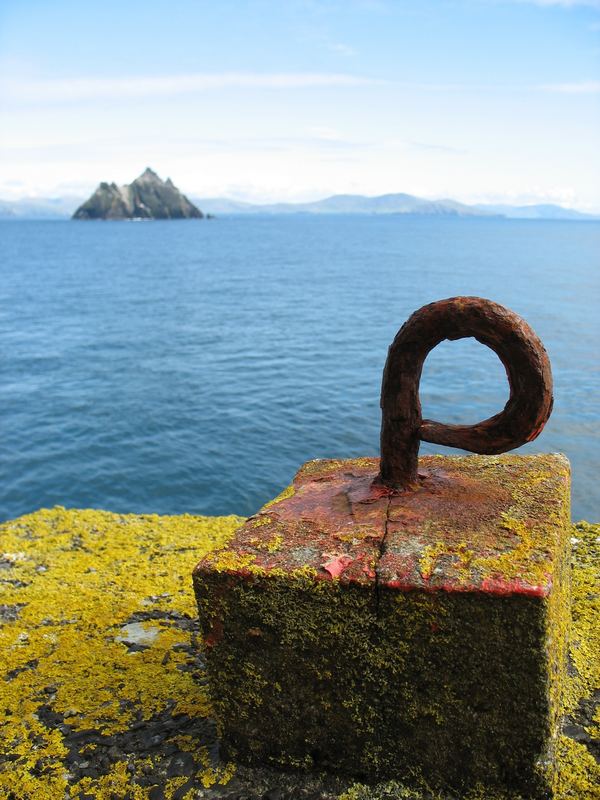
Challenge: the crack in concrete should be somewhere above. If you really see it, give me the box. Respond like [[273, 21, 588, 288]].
[[374, 494, 392, 620]]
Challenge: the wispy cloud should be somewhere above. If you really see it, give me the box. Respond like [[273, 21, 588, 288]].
[[514, 0, 600, 7], [293, 21, 358, 58], [408, 140, 467, 155], [306, 125, 364, 144], [0, 72, 379, 104], [328, 42, 358, 56], [3, 72, 597, 105], [0, 133, 373, 160], [541, 80, 600, 92]]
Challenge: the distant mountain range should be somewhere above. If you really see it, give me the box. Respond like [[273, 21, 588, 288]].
[[0, 189, 597, 221], [190, 194, 599, 220], [0, 196, 83, 219]]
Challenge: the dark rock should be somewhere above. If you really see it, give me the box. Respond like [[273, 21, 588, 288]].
[[123, 642, 151, 653], [0, 603, 26, 621], [80, 766, 100, 780], [139, 729, 167, 749], [167, 750, 195, 776], [5, 657, 38, 680], [73, 168, 203, 220], [563, 723, 589, 741]]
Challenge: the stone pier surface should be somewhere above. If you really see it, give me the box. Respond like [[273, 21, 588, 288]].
[[193, 454, 573, 798], [1, 503, 598, 799]]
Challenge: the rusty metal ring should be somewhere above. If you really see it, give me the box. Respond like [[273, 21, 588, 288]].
[[378, 296, 553, 489]]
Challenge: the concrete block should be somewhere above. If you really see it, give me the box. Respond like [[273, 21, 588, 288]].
[[193, 453, 571, 797]]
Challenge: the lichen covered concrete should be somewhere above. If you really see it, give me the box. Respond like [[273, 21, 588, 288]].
[[1, 504, 598, 799], [0, 508, 240, 799], [194, 455, 573, 796]]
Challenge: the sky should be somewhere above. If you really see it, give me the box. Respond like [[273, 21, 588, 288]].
[[0, 0, 599, 210]]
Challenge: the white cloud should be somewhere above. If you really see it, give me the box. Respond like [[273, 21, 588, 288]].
[[542, 80, 600, 92], [0, 72, 379, 104]]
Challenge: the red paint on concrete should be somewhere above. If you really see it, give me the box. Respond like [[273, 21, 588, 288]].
[[480, 577, 548, 598], [322, 554, 355, 579], [195, 456, 566, 599]]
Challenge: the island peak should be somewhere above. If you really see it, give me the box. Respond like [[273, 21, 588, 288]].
[[136, 167, 161, 182], [73, 169, 203, 220]]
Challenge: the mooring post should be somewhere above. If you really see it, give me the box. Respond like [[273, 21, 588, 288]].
[[193, 296, 570, 798], [378, 296, 553, 488]]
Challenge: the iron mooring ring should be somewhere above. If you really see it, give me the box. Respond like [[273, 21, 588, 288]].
[[378, 296, 554, 490]]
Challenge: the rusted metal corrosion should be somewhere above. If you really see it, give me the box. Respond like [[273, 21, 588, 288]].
[[378, 296, 553, 489]]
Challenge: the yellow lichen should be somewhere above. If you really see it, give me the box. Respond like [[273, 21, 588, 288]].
[[0, 506, 597, 798], [564, 522, 600, 716], [248, 514, 273, 527], [0, 507, 242, 799], [418, 541, 450, 580], [470, 512, 557, 586], [164, 775, 188, 799], [554, 736, 600, 799], [262, 483, 296, 509], [197, 746, 237, 787], [265, 534, 284, 553], [209, 548, 258, 573], [72, 761, 148, 800], [248, 529, 284, 552]]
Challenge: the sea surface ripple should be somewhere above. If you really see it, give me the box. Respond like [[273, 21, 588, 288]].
[[1, 216, 598, 522]]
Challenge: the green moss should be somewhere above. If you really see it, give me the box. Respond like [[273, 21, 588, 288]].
[[338, 522, 600, 800], [194, 565, 382, 772], [196, 556, 565, 793]]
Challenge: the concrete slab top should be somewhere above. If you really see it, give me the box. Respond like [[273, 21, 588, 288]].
[[195, 453, 570, 597]]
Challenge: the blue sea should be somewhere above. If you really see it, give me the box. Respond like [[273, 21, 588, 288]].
[[1, 216, 599, 523]]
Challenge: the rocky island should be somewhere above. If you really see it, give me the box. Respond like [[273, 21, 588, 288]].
[[72, 168, 204, 220]]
